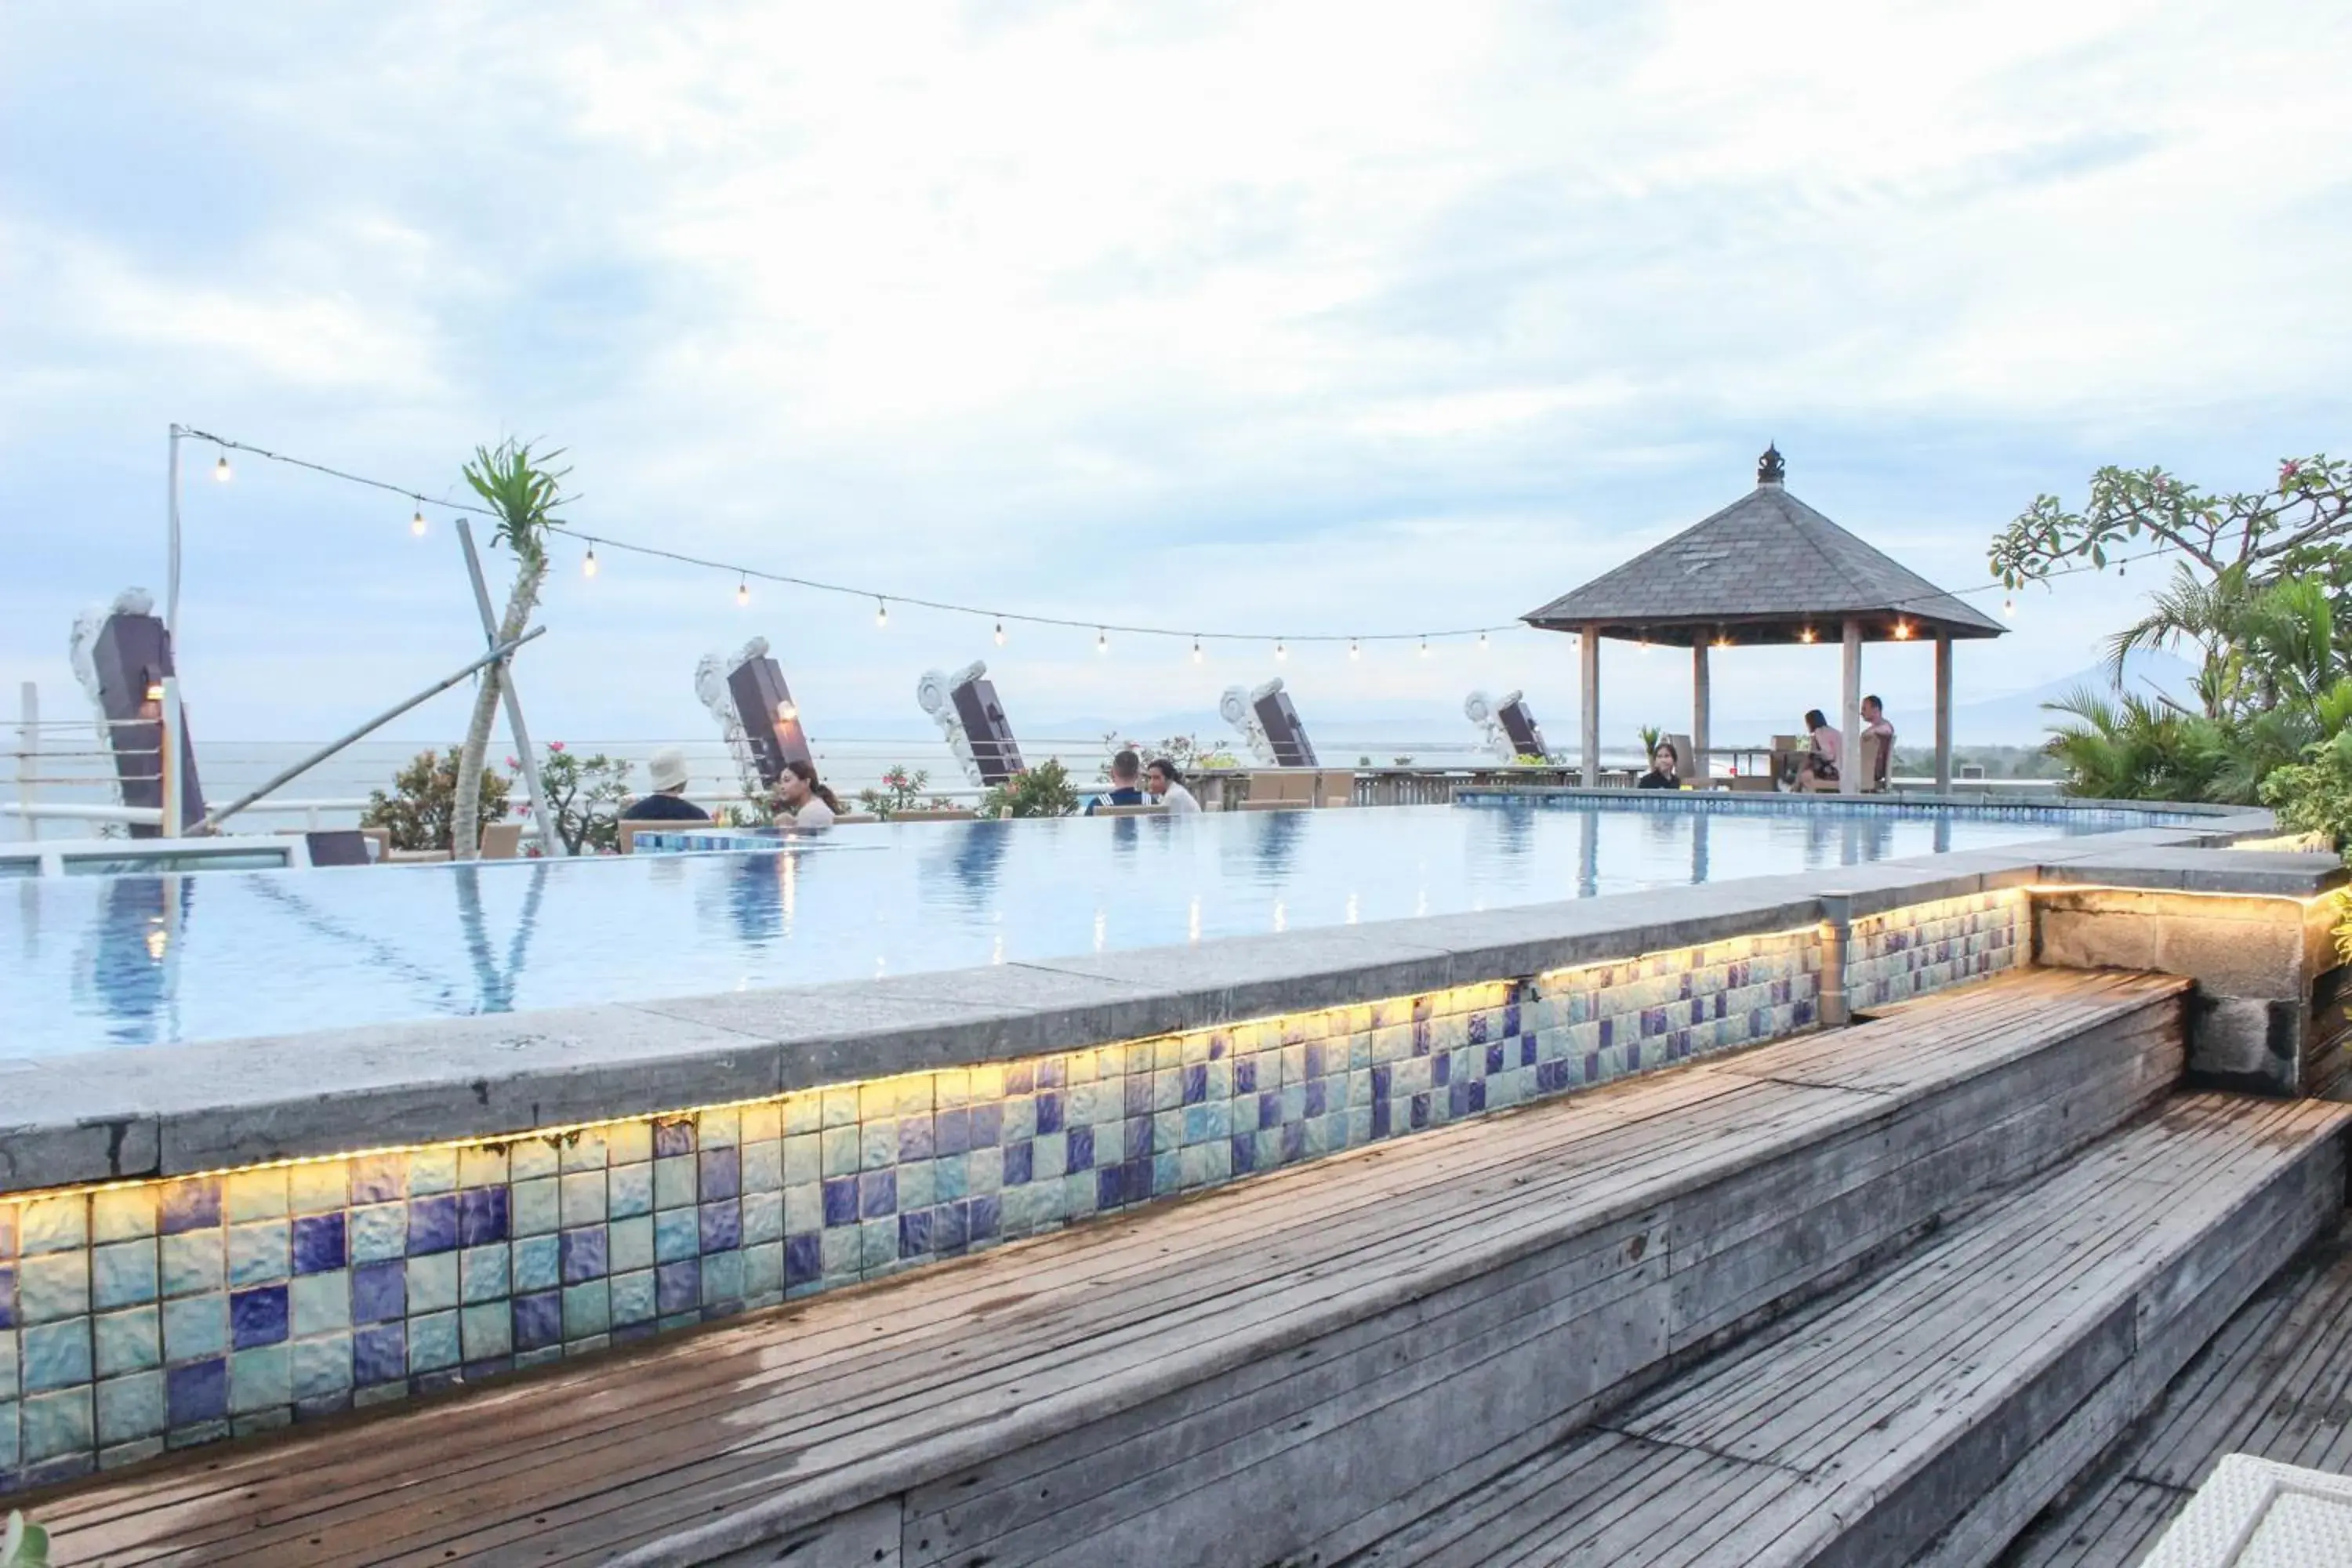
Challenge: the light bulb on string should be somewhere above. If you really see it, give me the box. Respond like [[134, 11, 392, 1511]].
[[1192, 636, 1203, 664], [994, 620, 1005, 647], [1419, 635, 1429, 658], [736, 576, 750, 608], [1096, 627, 1109, 655], [582, 543, 598, 579], [2003, 597, 2016, 619], [1479, 630, 1489, 651], [1348, 638, 1360, 660], [1275, 639, 1287, 661], [410, 508, 427, 537], [213, 453, 232, 482], [875, 598, 887, 629]]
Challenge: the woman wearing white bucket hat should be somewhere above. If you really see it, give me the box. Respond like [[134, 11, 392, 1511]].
[[621, 746, 711, 822]]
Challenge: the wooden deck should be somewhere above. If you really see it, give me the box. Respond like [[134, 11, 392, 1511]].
[[2001, 1219, 2352, 1568], [24, 969, 2194, 1567], [1348, 1094, 2351, 1567]]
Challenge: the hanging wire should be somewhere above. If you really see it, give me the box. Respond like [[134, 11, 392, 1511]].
[[168, 425, 2169, 645]]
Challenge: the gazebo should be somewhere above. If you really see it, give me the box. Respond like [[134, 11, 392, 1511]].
[[1521, 446, 2005, 793]]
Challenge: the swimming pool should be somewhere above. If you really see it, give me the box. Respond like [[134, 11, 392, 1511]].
[[0, 797, 2208, 1058]]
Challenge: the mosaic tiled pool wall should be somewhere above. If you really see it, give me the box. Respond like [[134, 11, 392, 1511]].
[[1849, 889, 2024, 1008], [2, 895, 2077, 1490]]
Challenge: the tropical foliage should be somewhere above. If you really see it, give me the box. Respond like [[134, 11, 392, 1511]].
[[452, 440, 569, 859], [2261, 731, 2352, 851], [856, 765, 958, 819], [361, 746, 511, 851], [3, 1512, 49, 1568], [1996, 455, 2352, 808], [979, 759, 1081, 818], [517, 742, 630, 854]]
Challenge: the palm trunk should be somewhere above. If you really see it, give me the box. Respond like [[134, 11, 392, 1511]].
[[452, 561, 545, 858]]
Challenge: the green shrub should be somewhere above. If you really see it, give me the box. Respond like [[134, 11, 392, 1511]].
[[527, 743, 630, 855], [979, 759, 1080, 818], [362, 746, 510, 851], [2260, 731, 2352, 849]]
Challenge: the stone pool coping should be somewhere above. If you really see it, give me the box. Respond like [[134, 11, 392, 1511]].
[[0, 808, 2313, 1196]]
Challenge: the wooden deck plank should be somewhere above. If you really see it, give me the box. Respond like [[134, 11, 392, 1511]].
[[1352, 1094, 2349, 1568], [1999, 1223, 2352, 1568], [24, 968, 2190, 1568]]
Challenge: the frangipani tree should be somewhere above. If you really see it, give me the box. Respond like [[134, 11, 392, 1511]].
[[452, 440, 570, 860]]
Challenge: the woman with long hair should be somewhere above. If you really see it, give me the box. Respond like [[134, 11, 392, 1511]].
[[773, 758, 843, 826]]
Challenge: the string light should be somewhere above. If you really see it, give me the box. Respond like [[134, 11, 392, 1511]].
[[1349, 638, 1360, 659], [1276, 639, 1287, 661], [1893, 620, 1914, 641], [410, 508, 427, 537], [1096, 627, 1109, 654], [737, 576, 750, 607], [1478, 630, 1488, 651], [2003, 597, 2016, 619], [994, 620, 1005, 646], [176, 426, 2107, 654]]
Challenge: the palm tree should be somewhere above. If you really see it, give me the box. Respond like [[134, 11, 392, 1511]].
[[451, 441, 568, 860]]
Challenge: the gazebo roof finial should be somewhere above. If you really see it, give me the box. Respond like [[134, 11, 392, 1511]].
[[1757, 442, 1786, 487]]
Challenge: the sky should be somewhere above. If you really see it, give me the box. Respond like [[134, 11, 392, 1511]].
[[5, 0, 2350, 756]]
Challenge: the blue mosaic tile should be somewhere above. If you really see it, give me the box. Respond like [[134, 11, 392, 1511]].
[[0, 1263, 16, 1330], [16, 1252, 87, 1324], [351, 1260, 405, 1324], [352, 1323, 406, 1385], [406, 1254, 458, 1315], [608, 1163, 654, 1219], [288, 1272, 349, 1338], [291, 1334, 353, 1401], [349, 1203, 407, 1263], [700, 1149, 742, 1200], [409, 1311, 461, 1374], [458, 1187, 509, 1247], [858, 1170, 897, 1220], [20, 1388, 93, 1465], [165, 1358, 227, 1425], [227, 1221, 290, 1288], [230, 1286, 289, 1350], [560, 1228, 608, 1287], [406, 1195, 459, 1255], [510, 1291, 561, 1353], [699, 1203, 741, 1254], [290, 1213, 347, 1276], [459, 1244, 510, 1305], [157, 1178, 221, 1236], [23, 1320, 92, 1392], [513, 1233, 561, 1293], [653, 1119, 695, 1159], [655, 1261, 699, 1316], [230, 1344, 290, 1414], [609, 1271, 657, 1327], [348, 1154, 406, 1205]]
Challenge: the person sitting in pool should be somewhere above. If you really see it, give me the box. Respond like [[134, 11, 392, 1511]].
[[1087, 749, 1148, 815], [1636, 742, 1682, 789], [620, 746, 711, 822], [1145, 757, 1200, 815], [1797, 709, 1841, 789], [771, 758, 844, 826]]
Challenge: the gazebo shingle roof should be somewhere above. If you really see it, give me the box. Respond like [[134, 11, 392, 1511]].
[[1522, 463, 2005, 648]]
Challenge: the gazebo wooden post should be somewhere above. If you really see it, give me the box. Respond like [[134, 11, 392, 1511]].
[[1934, 633, 1954, 793], [1579, 624, 1601, 787], [1692, 643, 1711, 782], [1839, 618, 1863, 797]]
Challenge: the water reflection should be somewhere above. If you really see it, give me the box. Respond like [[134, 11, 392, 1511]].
[[454, 861, 551, 1014], [1691, 814, 1711, 885], [80, 874, 194, 1044], [935, 821, 1011, 909], [719, 851, 798, 947]]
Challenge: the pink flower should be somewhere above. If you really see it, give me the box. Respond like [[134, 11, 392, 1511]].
[[548, 741, 565, 753], [2283, 460, 2303, 482], [506, 757, 518, 769]]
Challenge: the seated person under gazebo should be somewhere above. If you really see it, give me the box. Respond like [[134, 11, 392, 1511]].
[[1636, 743, 1682, 789], [1795, 710, 1841, 789]]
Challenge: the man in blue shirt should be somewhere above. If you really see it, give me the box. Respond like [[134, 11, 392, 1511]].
[[1087, 749, 1146, 814]]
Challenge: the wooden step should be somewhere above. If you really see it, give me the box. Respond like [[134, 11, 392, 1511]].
[[26, 968, 2191, 1567], [1352, 1093, 2352, 1568], [1998, 1219, 2352, 1568]]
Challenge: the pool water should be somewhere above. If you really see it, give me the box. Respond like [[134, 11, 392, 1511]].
[[2, 801, 2158, 1056]]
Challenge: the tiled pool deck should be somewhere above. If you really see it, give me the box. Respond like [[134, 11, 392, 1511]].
[[0, 806, 2323, 1490]]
